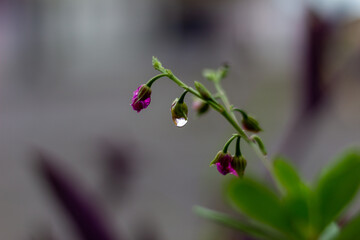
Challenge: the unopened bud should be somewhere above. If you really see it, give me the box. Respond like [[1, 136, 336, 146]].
[[218, 63, 229, 80], [131, 84, 152, 112], [194, 81, 212, 100], [251, 135, 267, 156], [242, 115, 262, 133], [231, 155, 247, 177], [171, 98, 188, 128], [192, 97, 209, 116], [202, 69, 217, 82], [233, 109, 263, 133], [152, 56, 165, 72], [210, 151, 238, 176]]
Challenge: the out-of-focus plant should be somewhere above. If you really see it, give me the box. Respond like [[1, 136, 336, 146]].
[[131, 57, 360, 240]]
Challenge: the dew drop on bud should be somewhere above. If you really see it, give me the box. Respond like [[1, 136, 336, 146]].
[[171, 97, 188, 128], [173, 117, 188, 127]]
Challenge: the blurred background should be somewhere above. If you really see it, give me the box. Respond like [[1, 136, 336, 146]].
[[0, 0, 360, 239]]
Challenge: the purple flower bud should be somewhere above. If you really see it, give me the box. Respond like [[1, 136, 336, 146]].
[[192, 97, 209, 116], [131, 84, 152, 113], [210, 151, 238, 176]]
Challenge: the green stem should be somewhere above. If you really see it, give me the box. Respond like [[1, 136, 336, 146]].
[[213, 82, 252, 142], [213, 82, 277, 186], [163, 71, 249, 142], [178, 90, 188, 103], [221, 111, 249, 140], [166, 72, 200, 97], [156, 69, 280, 191], [146, 73, 169, 87], [214, 82, 236, 118], [235, 137, 242, 157], [165, 71, 224, 112], [222, 135, 238, 153], [233, 108, 248, 120], [218, 111, 277, 184], [214, 85, 282, 193]]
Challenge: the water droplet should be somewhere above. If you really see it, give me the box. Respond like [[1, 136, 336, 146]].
[[173, 117, 188, 127]]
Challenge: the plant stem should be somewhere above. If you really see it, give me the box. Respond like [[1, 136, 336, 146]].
[[146, 73, 169, 87], [164, 71, 248, 144], [221, 111, 249, 140], [165, 72, 201, 98], [213, 81, 279, 187], [235, 136, 241, 157], [165, 72, 224, 112], [178, 90, 188, 103], [162, 70, 281, 191], [214, 81, 237, 120], [233, 108, 248, 120], [222, 135, 238, 153]]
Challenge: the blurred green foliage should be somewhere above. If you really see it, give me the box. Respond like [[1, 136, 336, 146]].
[[196, 150, 360, 240]]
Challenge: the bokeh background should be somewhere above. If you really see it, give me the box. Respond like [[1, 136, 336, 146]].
[[1, 0, 360, 239]]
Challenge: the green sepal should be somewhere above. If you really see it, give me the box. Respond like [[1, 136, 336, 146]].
[[135, 85, 152, 104], [194, 81, 212, 100], [251, 135, 267, 155], [210, 151, 227, 166], [242, 115, 262, 133], [231, 155, 247, 177]]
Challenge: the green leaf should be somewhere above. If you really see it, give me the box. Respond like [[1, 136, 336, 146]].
[[283, 192, 310, 235], [273, 157, 311, 236], [227, 178, 291, 234], [193, 206, 287, 240], [335, 213, 360, 240], [273, 157, 303, 195], [314, 150, 360, 231]]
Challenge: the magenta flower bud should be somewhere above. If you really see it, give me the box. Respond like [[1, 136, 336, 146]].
[[210, 151, 237, 176], [131, 84, 152, 113]]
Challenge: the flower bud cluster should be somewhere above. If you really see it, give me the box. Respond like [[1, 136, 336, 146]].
[[210, 151, 247, 177], [130, 57, 267, 178]]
